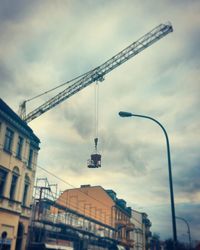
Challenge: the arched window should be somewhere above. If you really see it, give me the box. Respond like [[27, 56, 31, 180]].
[[9, 166, 20, 200], [22, 174, 30, 206]]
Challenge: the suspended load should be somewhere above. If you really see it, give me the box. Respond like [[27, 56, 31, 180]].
[[87, 153, 101, 168], [87, 138, 101, 168], [87, 82, 102, 168]]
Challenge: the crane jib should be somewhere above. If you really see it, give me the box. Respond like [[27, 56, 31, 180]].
[[24, 22, 173, 123]]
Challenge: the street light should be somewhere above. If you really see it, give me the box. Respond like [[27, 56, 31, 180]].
[[118, 111, 177, 249], [176, 216, 192, 249]]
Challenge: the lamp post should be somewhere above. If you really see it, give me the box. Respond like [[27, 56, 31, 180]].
[[176, 216, 192, 249], [118, 111, 177, 249]]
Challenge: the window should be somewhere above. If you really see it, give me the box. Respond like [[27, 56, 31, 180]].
[[0, 168, 7, 196], [4, 128, 14, 153], [9, 167, 19, 200], [22, 183, 28, 206], [22, 175, 30, 206], [28, 148, 33, 168], [16, 136, 23, 159]]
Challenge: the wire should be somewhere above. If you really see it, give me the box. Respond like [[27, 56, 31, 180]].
[[94, 81, 99, 140], [37, 164, 114, 210], [34, 187, 110, 222], [0, 143, 153, 225], [25, 68, 96, 103], [35, 164, 132, 228]]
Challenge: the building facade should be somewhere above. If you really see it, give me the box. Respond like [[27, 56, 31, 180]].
[[56, 185, 135, 249], [130, 210, 152, 250], [29, 181, 116, 250], [0, 99, 40, 250]]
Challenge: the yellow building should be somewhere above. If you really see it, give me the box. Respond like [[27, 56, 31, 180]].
[[0, 99, 40, 250]]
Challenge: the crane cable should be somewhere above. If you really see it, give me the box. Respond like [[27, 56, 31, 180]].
[[94, 81, 99, 152]]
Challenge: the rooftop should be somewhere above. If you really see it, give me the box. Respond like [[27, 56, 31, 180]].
[[0, 98, 40, 145]]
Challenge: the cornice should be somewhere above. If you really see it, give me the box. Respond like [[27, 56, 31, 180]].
[[0, 109, 40, 149]]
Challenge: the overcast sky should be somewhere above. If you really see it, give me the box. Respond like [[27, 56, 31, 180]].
[[0, 0, 200, 242]]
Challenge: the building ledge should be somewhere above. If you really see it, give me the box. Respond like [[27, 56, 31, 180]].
[[3, 148, 12, 155], [0, 195, 21, 204]]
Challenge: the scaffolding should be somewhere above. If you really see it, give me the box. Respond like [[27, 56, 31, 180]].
[[28, 178, 123, 250]]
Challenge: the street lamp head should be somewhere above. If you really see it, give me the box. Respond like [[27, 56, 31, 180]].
[[118, 111, 133, 117]]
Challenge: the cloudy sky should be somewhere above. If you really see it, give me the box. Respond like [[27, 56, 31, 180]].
[[0, 0, 200, 242]]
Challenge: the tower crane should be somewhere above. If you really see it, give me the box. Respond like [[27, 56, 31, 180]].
[[19, 22, 173, 167]]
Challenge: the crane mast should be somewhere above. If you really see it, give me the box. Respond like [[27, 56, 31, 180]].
[[22, 22, 173, 123]]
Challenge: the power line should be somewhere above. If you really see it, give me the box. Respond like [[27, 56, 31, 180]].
[[34, 187, 109, 220], [36, 164, 115, 210]]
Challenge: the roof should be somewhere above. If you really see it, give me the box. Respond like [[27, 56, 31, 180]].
[[0, 98, 40, 145], [60, 185, 115, 206], [61, 185, 131, 217], [63, 184, 103, 192]]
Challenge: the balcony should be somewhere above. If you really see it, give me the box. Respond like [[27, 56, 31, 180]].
[[115, 219, 128, 226], [115, 220, 134, 231], [117, 238, 134, 248], [126, 222, 135, 231]]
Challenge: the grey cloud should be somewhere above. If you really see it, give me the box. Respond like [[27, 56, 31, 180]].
[[0, 0, 68, 26], [0, 60, 13, 84], [146, 202, 200, 241], [0, 0, 31, 23], [174, 164, 200, 195], [64, 106, 93, 139], [176, 203, 200, 240], [100, 129, 163, 176], [184, 32, 200, 64], [0, 0, 200, 241]]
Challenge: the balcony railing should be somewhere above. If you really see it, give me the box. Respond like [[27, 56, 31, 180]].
[[115, 219, 128, 225], [126, 222, 135, 231]]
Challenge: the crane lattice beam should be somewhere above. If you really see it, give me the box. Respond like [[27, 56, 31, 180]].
[[24, 23, 173, 123]]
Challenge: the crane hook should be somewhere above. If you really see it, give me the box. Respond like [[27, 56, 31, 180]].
[[94, 137, 98, 152]]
